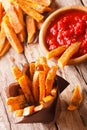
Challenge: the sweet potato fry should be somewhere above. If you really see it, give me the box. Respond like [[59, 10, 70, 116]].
[[29, 62, 35, 80], [39, 71, 46, 101], [9, 104, 25, 112], [18, 0, 44, 22], [30, 3, 51, 14], [68, 85, 83, 111], [34, 104, 43, 112], [0, 22, 6, 52], [18, 29, 26, 43], [32, 71, 39, 102], [36, 63, 50, 76], [43, 95, 53, 103], [25, 0, 52, 6], [43, 64, 50, 77], [6, 95, 26, 105], [19, 1, 51, 14], [13, 109, 24, 117], [0, 2, 3, 25], [18, 75, 34, 103], [3, 15, 23, 53], [23, 105, 35, 116], [11, 65, 23, 81], [14, 2, 26, 42], [58, 42, 81, 68], [6, 95, 28, 111], [45, 66, 58, 96], [47, 45, 66, 59], [0, 39, 10, 57], [2, 0, 23, 33], [13, 2, 25, 27], [9, 105, 19, 112], [26, 15, 36, 43]]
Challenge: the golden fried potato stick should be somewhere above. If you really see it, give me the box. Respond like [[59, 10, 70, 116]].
[[13, 109, 24, 117], [6, 95, 26, 105], [18, 75, 34, 103], [18, 29, 26, 43], [11, 65, 23, 81], [26, 15, 36, 43], [43, 64, 50, 77], [43, 95, 53, 103], [45, 66, 58, 96], [29, 62, 35, 80], [2, 0, 23, 33], [9, 105, 21, 112], [39, 71, 46, 101], [0, 39, 10, 57], [25, 0, 52, 6], [18, 0, 44, 22], [0, 22, 6, 52], [14, 3, 25, 27], [3, 15, 23, 53], [18, 0, 51, 14], [68, 85, 83, 111], [47, 45, 66, 59], [32, 71, 39, 102], [31, 3, 51, 14], [58, 42, 81, 68], [14, 2, 26, 42], [0, 2, 3, 25], [23, 105, 35, 116], [7, 95, 28, 111]]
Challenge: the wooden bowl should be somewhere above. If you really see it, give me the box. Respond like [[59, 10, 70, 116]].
[[39, 6, 87, 64]]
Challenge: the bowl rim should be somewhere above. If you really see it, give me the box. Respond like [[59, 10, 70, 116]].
[[39, 5, 87, 64]]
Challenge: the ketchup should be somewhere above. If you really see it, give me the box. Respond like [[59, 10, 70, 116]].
[[45, 9, 87, 57]]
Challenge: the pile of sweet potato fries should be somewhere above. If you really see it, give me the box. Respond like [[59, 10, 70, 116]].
[[0, 0, 52, 57], [6, 56, 58, 117]]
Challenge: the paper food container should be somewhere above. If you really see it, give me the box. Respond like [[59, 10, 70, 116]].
[[6, 75, 69, 123]]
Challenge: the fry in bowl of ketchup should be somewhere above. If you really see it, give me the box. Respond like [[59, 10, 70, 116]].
[[39, 6, 87, 64]]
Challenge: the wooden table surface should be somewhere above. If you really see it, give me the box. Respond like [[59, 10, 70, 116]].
[[0, 0, 87, 130]]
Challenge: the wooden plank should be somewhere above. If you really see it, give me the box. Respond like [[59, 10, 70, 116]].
[[0, 95, 11, 130], [76, 62, 87, 84], [82, 0, 87, 5], [55, 0, 82, 7], [58, 101, 84, 130], [24, 43, 42, 63], [0, 0, 87, 130]]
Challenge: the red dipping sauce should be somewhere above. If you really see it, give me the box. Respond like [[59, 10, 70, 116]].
[[45, 9, 87, 57]]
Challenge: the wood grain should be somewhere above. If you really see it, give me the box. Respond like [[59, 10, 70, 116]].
[[82, 0, 87, 5], [0, 0, 87, 130]]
